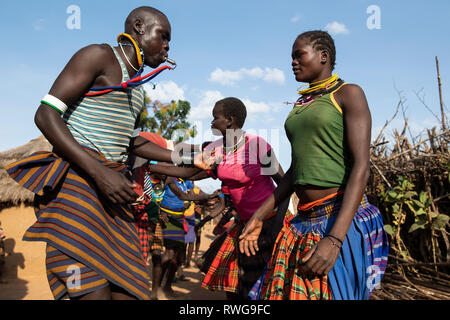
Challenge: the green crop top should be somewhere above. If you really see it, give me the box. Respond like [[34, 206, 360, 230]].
[[284, 83, 353, 187]]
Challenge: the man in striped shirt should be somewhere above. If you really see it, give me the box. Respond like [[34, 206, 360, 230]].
[[7, 6, 212, 300]]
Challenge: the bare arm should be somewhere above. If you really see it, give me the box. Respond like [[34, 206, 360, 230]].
[[327, 84, 371, 241], [35, 44, 138, 204], [239, 165, 294, 256], [167, 179, 213, 202], [185, 188, 213, 201], [130, 137, 180, 162], [187, 170, 212, 181], [147, 163, 202, 179], [195, 196, 226, 231], [147, 162, 212, 181], [260, 148, 284, 185]]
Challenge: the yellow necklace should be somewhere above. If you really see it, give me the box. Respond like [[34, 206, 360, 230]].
[[117, 33, 144, 69], [297, 74, 339, 96]]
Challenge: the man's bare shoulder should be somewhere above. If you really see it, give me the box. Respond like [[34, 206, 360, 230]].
[[71, 43, 113, 62]]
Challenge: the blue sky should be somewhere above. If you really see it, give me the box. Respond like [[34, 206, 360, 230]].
[[0, 0, 449, 192]]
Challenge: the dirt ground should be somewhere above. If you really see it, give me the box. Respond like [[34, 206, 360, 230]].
[[0, 205, 226, 300]]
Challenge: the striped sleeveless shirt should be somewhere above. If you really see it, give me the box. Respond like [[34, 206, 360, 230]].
[[63, 45, 145, 163]]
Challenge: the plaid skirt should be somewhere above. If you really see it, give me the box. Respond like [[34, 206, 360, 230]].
[[250, 193, 389, 300], [5, 149, 151, 300], [198, 230, 229, 274], [135, 220, 165, 260], [201, 211, 279, 297], [133, 197, 164, 260], [150, 222, 164, 252]]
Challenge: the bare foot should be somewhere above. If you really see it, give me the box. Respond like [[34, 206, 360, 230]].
[[163, 287, 181, 298], [150, 291, 158, 300]]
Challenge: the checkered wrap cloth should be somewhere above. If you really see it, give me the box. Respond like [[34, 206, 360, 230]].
[[201, 210, 279, 294], [135, 217, 164, 261], [150, 222, 164, 252], [133, 192, 163, 261], [201, 222, 242, 293], [256, 216, 332, 300], [253, 202, 336, 300], [252, 192, 388, 300]]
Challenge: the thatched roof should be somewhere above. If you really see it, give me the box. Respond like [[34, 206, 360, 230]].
[[0, 135, 52, 208]]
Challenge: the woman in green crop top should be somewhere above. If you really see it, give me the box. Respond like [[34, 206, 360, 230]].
[[239, 31, 389, 300]]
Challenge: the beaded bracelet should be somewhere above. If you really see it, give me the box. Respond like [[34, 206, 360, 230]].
[[326, 236, 342, 249], [327, 234, 344, 246]]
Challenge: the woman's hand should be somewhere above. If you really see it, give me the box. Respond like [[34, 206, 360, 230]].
[[238, 216, 264, 256], [194, 151, 221, 171], [160, 211, 169, 224], [300, 237, 341, 276], [92, 165, 138, 204]]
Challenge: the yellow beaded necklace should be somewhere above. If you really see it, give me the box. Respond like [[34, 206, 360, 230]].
[[297, 74, 339, 96]]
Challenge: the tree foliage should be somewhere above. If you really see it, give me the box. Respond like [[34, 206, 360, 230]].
[[139, 91, 197, 142]]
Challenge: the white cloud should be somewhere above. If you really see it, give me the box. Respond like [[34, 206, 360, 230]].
[[144, 81, 185, 103], [291, 14, 302, 23], [262, 68, 285, 84], [188, 89, 275, 125], [325, 21, 349, 35], [142, 81, 278, 128], [241, 98, 271, 114], [243, 67, 265, 78], [209, 67, 285, 86], [189, 90, 225, 121], [33, 19, 46, 31], [209, 69, 243, 86]]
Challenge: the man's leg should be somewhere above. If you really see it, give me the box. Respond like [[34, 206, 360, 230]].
[[160, 248, 174, 286], [163, 246, 181, 297], [73, 285, 112, 300], [185, 242, 194, 267], [150, 250, 163, 300], [72, 282, 138, 300], [110, 283, 138, 300], [194, 232, 201, 260]]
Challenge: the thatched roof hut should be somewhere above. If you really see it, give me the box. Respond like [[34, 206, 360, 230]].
[[0, 136, 52, 209]]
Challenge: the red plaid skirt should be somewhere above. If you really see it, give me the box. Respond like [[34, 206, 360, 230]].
[[201, 211, 279, 294], [135, 219, 165, 261], [201, 223, 242, 293], [257, 218, 331, 300]]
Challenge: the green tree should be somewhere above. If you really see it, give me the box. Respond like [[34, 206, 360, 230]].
[[139, 91, 197, 142]]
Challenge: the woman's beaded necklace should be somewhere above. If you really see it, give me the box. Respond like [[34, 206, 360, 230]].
[[294, 74, 343, 108], [223, 132, 247, 155]]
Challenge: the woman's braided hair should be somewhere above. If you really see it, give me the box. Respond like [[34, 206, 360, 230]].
[[297, 30, 336, 70]]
